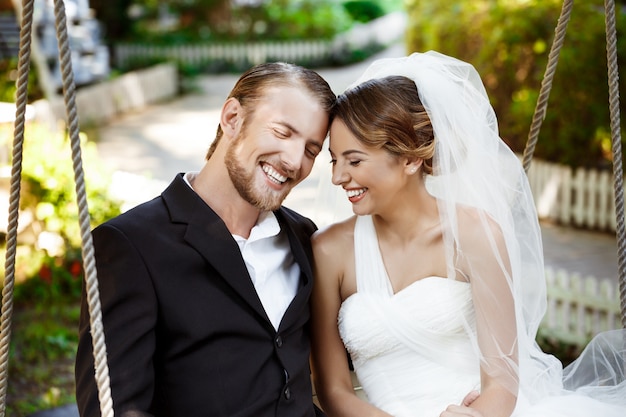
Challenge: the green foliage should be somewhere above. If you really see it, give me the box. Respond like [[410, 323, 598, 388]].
[[0, 58, 44, 103], [536, 329, 583, 367], [129, 0, 353, 43], [114, 0, 397, 75], [0, 121, 122, 414], [378, 0, 405, 13], [16, 122, 122, 250], [405, 0, 626, 168], [12, 249, 84, 304], [0, 119, 121, 315], [279, 0, 353, 40], [343, 1, 386, 23], [90, 0, 135, 43], [7, 298, 80, 416]]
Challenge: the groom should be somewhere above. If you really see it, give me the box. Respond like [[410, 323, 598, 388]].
[[75, 62, 336, 417]]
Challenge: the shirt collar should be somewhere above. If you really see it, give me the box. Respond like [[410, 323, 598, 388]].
[[183, 171, 281, 241], [245, 210, 281, 242]]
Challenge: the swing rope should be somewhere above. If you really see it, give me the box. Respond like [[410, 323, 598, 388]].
[[521, 0, 626, 329], [521, 0, 573, 172], [0, 1, 114, 416], [603, 0, 626, 330], [52, 0, 114, 414], [0, 0, 623, 415], [0, 0, 34, 413]]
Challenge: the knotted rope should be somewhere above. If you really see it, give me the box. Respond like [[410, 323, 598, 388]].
[[0, 0, 623, 415], [522, 0, 573, 173], [52, 0, 113, 415], [521, 0, 625, 330], [0, 0, 114, 415], [603, 0, 626, 330], [0, 0, 34, 413]]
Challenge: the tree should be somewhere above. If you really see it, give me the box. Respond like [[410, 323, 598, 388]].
[[405, 0, 626, 168], [89, 0, 135, 43]]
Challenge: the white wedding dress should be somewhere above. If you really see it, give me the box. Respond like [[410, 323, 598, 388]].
[[338, 215, 626, 417]]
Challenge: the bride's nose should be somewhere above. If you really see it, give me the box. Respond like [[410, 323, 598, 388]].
[[331, 164, 349, 186]]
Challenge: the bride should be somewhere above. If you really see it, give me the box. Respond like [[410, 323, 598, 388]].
[[309, 51, 626, 417]]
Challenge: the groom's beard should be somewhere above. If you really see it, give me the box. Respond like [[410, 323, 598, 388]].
[[225, 135, 296, 211]]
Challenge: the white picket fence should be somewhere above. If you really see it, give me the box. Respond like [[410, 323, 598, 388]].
[[527, 158, 617, 232], [114, 40, 335, 69], [112, 12, 409, 69], [541, 267, 622, 345], [526, 159, 624, 345]]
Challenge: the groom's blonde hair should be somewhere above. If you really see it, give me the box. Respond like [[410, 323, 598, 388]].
[[206, 62, 336, 160]]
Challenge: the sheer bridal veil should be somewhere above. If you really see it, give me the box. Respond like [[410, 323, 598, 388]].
[[314, 51, 626, 412]]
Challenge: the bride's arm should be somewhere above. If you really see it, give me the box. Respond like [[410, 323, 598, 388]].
[[310, 224, 393, 417], [450, 212, 519, 417]]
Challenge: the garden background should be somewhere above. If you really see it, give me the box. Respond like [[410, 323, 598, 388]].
[[0, 0, 624, 415]]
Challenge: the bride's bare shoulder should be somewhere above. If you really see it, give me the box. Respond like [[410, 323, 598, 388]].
[[312, 216, 357, 255], [456, 205, 505, 248]]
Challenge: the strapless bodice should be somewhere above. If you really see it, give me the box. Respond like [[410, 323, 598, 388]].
[[338, 276, 480, 417]]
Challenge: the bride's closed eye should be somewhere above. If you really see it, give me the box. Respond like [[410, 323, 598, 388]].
[[329, 159, 361, 166]]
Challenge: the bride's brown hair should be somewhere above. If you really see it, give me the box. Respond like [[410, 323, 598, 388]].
[[333, 75, 435, 175]]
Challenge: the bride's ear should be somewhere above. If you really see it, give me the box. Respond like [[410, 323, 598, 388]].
[[404, 158, 423, 175]]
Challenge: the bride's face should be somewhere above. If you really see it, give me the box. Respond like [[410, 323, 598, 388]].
[[329, 119, 411, 216]]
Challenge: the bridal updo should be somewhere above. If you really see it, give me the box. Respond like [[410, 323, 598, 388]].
[[332, 75, 435, 175]]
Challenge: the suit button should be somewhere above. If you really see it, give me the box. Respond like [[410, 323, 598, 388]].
[[284, 387, 291, 400], [275, 336, 283, 347]]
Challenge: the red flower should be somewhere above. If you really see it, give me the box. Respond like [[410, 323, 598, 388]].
[[39, 264, 53, 284], [69, 260, 82, 278]]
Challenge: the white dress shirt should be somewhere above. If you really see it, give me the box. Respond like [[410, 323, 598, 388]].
[[184, 172, 299, 330]]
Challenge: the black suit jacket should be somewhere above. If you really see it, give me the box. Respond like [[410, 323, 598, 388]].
[[75, 174, 325, 417]]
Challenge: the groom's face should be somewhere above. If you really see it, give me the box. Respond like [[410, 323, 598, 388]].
[[225, 85, 329, 211]]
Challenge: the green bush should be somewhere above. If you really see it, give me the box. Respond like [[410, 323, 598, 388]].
[[7, 293, 81, 416], [118, 0, 358, 75], [19, 123, 122, 248], [406, 0, 626, 169], [0, 58, 44, 103], [343, 1, 386, 23], [0, 121, 122, 415], [0, 121, 122, 284], [129, 0, 353, 43], [242, 0, 353, 41]]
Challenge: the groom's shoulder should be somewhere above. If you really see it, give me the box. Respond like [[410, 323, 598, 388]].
[[277, 205, 317, 232]]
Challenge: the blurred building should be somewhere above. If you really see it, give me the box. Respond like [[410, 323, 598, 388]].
[[0, 0, 110, 90], [34, 0, 110, 89]]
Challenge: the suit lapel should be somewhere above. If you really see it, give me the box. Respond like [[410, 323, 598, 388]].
[[162, 176, 315, 331], [275, 208, 315, 329], [163, 176, 271, 325]]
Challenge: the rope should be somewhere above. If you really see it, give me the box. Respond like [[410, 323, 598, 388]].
[[0, 0, 35, 414], [603, 0, 626, 329], [52, 1, 114, 415], [0, 1, 620, 415], [522, 0, 574, 174], [521, 0, 626, 328]]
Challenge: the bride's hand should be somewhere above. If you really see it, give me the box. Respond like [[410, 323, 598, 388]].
[[437, 390, 482, 416], [461, 390, 480, 406], [440, 404, 484, 417]]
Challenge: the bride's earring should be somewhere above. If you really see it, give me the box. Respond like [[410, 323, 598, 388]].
[[409, 167, 417, 174]]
